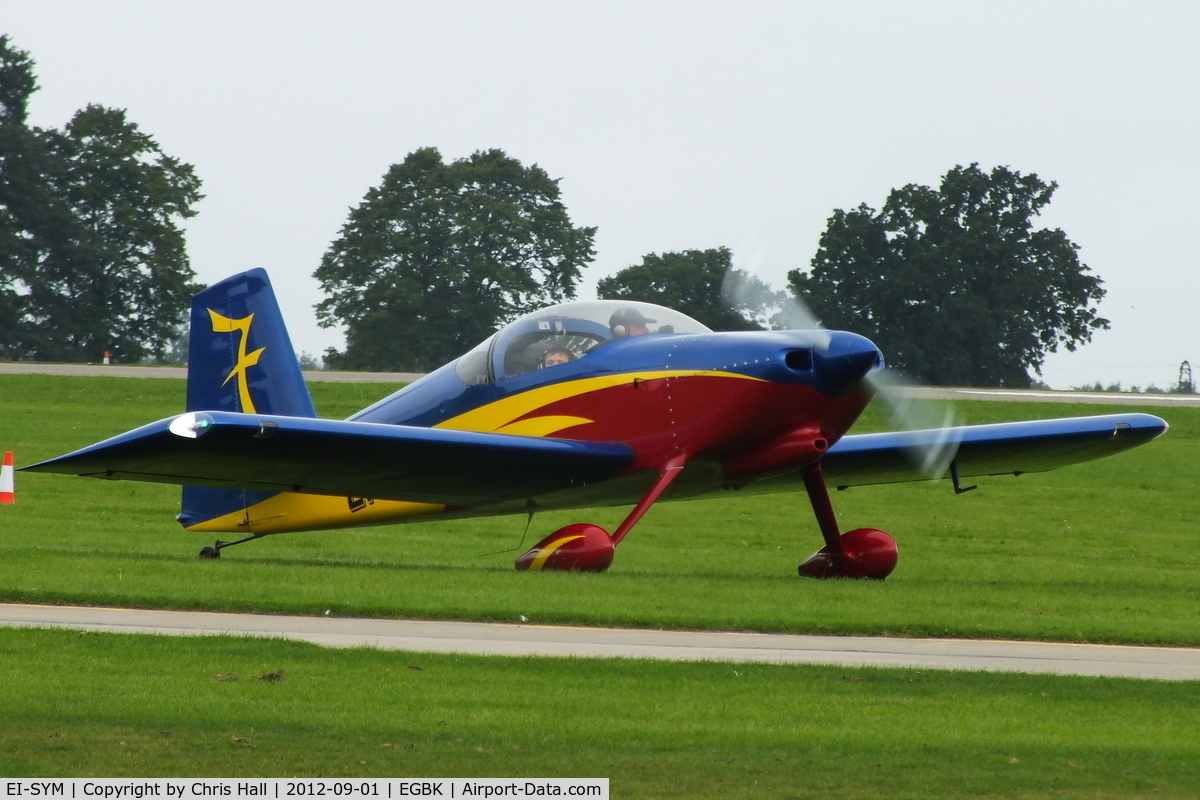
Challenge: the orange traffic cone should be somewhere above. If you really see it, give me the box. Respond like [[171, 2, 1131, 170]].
[[0, 452, 13, 504]]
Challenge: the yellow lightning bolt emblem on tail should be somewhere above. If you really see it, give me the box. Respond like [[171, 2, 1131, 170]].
[[208, 309, 265, 414]]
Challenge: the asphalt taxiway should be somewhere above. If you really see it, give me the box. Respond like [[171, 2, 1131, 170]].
[[2, 604, 1197, 681], [4, 362, 1199, 405]]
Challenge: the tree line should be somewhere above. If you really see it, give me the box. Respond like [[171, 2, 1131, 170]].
[[0, 36, 202, 364], [1, 35, 1107, 387], [316, 156, 1107, 388]]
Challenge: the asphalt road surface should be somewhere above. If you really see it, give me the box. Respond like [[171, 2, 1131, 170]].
[[3, 604, 1198, 681], [0, 362, 421, 384]]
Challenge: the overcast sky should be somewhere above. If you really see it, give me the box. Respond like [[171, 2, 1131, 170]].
[[4, 1, 1197, 389]]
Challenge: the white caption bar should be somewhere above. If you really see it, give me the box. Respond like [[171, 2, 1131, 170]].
[[2, 780, 608, 800]]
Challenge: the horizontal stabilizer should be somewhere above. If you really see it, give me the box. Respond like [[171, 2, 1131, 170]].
[[822, 413, 1168, 488], [23, 412, 635, 507]]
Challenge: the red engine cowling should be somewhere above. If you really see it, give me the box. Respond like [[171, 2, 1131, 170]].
[[515, 523, 615, 572], [798, 528, 898, 580]]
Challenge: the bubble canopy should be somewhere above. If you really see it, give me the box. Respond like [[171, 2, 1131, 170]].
[[455, 300, 712, 385]]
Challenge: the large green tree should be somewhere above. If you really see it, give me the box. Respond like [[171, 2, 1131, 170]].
[[315, 147, 596, 371], [598, 247, 780, 331], [0, 36, 203, 363], [789, 164, 1107, 387]]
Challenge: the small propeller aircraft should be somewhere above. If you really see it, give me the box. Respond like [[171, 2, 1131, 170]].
[[26, 269, 1167, 579]]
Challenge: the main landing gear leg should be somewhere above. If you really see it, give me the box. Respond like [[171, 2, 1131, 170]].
[[198, 533, 261, 559], [797, 462, 897, 580], [515, 455, 688, 573]]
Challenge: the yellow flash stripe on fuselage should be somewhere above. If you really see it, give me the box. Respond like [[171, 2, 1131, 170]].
[[495, 415, 594, 437], [529, 534, 584, 571], [184, 492, 443, 534], [188, 369, 762, 534], [437, 369, 763, 435]]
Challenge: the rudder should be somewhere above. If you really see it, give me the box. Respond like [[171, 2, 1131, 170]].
[[179, 268, 316, 530], [185, 268, 317, 417]]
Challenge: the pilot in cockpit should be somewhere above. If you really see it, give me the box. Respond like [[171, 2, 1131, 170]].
[[609, 308, 654, 338], [609, 308, 674, 338]]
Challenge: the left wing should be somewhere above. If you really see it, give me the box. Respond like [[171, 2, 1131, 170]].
[[821, 412, 1168, 489], [22, 411, 635, 506]]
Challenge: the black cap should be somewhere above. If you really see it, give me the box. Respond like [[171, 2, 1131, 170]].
[[609, 308, 657, 328]]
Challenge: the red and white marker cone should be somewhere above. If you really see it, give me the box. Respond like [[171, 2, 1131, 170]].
[[0, 452, 14, 504]]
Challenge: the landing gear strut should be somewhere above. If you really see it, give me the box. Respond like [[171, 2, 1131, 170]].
[[197, 533, 260, 559], [797, 462, 897, 579], [515, 455, 688, 572]]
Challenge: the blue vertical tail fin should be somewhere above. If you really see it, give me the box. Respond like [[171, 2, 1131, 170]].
[[178, 268, 317, 530], [185, 268, 317, 417]]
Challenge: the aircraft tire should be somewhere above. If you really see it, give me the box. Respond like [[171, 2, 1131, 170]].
[[199, 545, 220, 559]]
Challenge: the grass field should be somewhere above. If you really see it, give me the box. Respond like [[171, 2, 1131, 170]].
[[3, 627, 1199, 797], [2, 373, 1199, 793], [1, 374, 1197, 644]]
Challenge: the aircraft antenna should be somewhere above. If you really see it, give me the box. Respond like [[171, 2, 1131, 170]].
[[476, 504, 536, 558]]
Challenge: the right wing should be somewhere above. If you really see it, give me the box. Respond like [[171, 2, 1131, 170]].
[[822, 413, 1168, 489]]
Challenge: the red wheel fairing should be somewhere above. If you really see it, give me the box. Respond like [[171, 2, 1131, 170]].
[[514, 523, 614, 572], [798, 528, 898, 580]]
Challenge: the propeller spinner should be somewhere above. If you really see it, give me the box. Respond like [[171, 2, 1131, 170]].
[[721, 268, 961, 480]]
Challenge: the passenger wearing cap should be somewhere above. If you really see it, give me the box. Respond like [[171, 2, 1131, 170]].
[[609, 307, 656, 338]]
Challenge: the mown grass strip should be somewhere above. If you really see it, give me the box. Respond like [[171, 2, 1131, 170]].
[[1, 627, 1197, 798]]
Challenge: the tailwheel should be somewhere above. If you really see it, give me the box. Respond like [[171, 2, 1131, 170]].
[[514, 524, 614, 573], [197, 533, 260, 560], [798, 528, 897, 580]]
